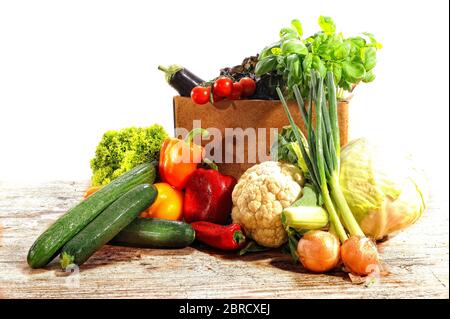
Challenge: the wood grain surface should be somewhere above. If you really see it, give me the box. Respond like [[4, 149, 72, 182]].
[[0, 181, 448, 299]]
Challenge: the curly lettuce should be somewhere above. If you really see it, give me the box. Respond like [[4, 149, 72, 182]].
[[90, 125, 168, 186]]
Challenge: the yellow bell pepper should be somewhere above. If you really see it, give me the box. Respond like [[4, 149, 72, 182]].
[[140, 183, 184, 221]]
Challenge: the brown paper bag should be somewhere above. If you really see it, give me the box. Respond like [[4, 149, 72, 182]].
[[174, 96, 348, 179]]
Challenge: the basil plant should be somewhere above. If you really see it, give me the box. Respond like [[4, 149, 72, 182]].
[[255, 16, 382, 100]]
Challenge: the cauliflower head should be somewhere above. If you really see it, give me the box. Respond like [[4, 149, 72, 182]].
[[232, 161, 304, 248]]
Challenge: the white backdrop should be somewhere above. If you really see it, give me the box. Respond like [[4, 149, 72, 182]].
[[0, 0, 448, 200]]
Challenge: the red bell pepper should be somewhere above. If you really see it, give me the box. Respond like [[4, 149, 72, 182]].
[[183, 168, 236, 224], [191, 222, 246, 250]]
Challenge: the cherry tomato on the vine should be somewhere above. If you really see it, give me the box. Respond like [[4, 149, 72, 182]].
[[239, 77, 256, 97], [212, 92, 224, 103], [191, 86, 210, 105], [213, 76, 233, 98], [229, 82, 243, 100]]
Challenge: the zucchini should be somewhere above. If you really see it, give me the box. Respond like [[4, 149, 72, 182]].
[[27, 161, 157, 268], [112, 218, 195, 248], [60, 183, 157, 269]]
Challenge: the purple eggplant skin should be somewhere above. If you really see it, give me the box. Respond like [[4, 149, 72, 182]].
[[158, 65, 204, 97]]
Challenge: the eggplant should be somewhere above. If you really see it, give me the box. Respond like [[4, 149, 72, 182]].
[[158, 65, 204, 97]]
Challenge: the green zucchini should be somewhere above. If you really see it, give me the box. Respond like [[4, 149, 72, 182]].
[[112, 218, 195, 248], [60, 183, 157, 269], [27, 161, 157, 268]]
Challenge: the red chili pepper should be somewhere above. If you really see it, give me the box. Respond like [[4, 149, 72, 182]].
[[183, 168, 236, 224], [191, 222, 246, 250]]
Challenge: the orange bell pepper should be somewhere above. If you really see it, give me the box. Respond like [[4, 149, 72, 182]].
[[140, 183, 184, 221], [159, 128, 208, 190]]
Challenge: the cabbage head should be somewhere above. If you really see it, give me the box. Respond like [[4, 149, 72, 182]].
[[340, 139, 428, 240]]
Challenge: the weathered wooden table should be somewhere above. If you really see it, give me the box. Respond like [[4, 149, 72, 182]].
[[0, 181, 448, 299]]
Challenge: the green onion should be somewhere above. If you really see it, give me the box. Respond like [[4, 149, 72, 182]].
[[276, 71, 365, 243]]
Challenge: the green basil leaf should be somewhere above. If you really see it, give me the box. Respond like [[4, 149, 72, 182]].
[[302, 53, 313, 70], [362, 69, 376, 83], [316, 32, 328, 42], [312, 55, 327, 77], [311, 33, 327, 52], [287, 54, 301, 79], [302, 53, 313, 82], [361, 47, 377, 71], [277, 55, 287, 66], [271, 47, 282, 56], [318, 16, 336, 35], [331, 63, 342, 83], [362, 32, 383, 49], [342, 61, 365, 83], [317, 42, 333, 60], [305, 36, 315, 44], [349, 36, 366, 47], [291, 19, 303, 37], [281, 38, 308, 55], [340, 79, 353, 91], [280, 27, 298, 40], [259, 41, 282, 60], [351, 53, 363, 65], [287, 73, 297, 89], [333, 42, 351, 60], [277, 64, 286, 74], [255, 56, 278, 76]]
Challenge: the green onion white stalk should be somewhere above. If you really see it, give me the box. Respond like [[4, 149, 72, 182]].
[[276, 71, 365, 244]]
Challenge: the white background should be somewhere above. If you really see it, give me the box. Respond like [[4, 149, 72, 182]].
[[0, 0, 448, 200]]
